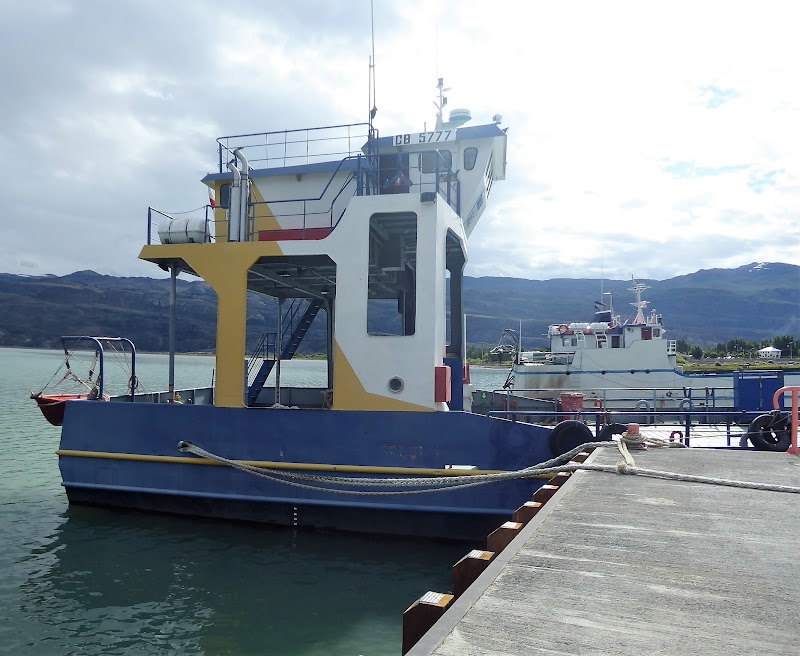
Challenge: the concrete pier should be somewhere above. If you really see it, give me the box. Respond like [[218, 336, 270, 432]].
[[408, 448, 800, 655]]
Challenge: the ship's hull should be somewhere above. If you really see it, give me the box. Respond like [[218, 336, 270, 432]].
[[511, 364, 798, 411], [58, 401, 555, 541]]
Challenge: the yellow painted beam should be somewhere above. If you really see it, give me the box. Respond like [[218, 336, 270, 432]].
[[138, 242, 283, 408], [55, 449, 555, 479]]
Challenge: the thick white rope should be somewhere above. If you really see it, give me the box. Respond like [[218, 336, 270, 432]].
[[177, 435, 800, 496]]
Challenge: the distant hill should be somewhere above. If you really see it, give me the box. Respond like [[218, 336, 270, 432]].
[[462, 262, 800, 349], [0, 262, 797, 352]]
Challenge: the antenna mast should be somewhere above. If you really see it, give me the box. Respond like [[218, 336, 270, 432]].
[[434, 78, 449, 130], [629, 278, 650, 325], [368, 0, 377, 128]]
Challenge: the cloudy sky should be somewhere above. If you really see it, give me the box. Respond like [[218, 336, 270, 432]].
[[2, 0, 798, 282]]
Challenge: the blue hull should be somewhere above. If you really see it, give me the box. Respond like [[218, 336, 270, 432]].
[[59, 402, 555, 540]]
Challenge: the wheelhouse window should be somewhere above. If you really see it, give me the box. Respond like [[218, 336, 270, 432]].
[[420, 150, 453, 174], [464, 147, 478, 171], [367, 213, 417, 336], [219, 183, 232, 209]]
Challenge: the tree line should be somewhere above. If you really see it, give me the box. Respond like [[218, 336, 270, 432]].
[[675, 335, 797, 360]]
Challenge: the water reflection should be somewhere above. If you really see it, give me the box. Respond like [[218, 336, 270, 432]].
[[20, 507, 466, 655]]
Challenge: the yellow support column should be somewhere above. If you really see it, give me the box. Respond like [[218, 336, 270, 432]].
[[141, 242, 281, 409], [185, 244, 278, 408]]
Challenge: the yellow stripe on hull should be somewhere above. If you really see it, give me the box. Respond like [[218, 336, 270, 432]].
[[55, 449, 554, 479]]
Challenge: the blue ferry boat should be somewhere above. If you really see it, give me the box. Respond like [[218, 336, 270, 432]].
[[52, 81, 560, 540]]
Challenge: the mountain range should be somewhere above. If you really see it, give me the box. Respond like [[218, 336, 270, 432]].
[[1, 262, 797, 353]]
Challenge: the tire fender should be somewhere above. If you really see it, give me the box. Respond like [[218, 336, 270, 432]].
[[549, 420, 594, 457], [747, 413, 791, 451]]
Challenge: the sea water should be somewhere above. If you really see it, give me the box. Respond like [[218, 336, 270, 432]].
[[0, 348, 507, 655]]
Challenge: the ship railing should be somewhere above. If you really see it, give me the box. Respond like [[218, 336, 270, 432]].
[[247, 332, 277, 385], [485, 406, 761, 448], [774, 386, 800, 454], [59, 336, 137, 402], [114, 386, 214, 406], [247, 159, 361, 238], [379, 148, 460, 214], [501, 385, 735, 409], [146, 206, 215, 245], [216, 123, 375, 173], [518, 351, 574, 365]]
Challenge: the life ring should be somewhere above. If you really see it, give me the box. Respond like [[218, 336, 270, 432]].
[[678, 399, 693, 412], [549, 420, 594, 457], [558, 324, 570, 335], [747, 412, 791, 451], [634, 400, 650, 412]]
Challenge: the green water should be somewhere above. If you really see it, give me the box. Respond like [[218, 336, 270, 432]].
[[0, 348, 509, 655]]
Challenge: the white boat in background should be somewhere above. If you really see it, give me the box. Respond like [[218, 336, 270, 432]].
[[490, 281, 797, 413]]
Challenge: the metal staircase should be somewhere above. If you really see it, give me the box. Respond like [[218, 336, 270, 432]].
[[247, 299, 324, 405]]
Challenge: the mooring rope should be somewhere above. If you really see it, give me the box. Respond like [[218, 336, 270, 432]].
[[177, 435, 800, 496]]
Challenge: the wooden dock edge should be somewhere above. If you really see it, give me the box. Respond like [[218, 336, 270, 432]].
[[403, 449, 598, 656]]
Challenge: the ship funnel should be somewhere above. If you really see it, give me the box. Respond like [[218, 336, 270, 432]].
[[233, 148, 250, 242], [226, 160, 242, 242]]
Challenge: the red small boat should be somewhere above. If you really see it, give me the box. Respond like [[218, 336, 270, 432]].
[[30, 392, 91, 427]]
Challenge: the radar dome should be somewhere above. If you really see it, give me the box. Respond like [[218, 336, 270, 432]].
[[447, 108, 471, 128]]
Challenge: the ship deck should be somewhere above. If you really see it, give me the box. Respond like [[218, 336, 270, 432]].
[[407, 447, 800, 655]]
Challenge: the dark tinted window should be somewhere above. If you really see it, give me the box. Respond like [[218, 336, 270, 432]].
[[464, 147, 478, 171], [219, 184, 231, 209], [420, 150, 453, 174]]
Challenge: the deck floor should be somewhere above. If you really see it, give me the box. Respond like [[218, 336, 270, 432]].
[[410, 447, 800, 655]]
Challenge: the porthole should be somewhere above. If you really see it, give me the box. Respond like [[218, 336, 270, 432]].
[[388, 377, 404, 393]]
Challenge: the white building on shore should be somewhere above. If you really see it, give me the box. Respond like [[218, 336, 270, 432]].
[[757, 346, 781, 359]]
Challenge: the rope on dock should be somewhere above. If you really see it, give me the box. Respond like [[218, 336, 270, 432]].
[[176, 436, 800, 496]]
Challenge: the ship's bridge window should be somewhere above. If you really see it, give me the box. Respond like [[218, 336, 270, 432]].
[[219, 183, 231, 209], [464, 147, 478, 171], [653, 328, 661, 337], [367, 213, 417, 336], [420, 150, 453, 174]]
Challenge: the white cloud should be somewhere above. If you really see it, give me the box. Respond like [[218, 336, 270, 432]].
[[0, 0, 798, 282]]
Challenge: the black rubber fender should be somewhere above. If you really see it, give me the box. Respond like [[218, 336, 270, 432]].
[[598, 422, 627, 441], [550, 420, 594, 457], [747, 413, 791, 451]]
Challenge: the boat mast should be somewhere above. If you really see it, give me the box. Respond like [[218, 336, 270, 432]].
[[629, 279, 650, 325]]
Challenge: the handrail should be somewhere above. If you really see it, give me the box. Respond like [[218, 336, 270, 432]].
[[773, 386, 800, 454], [216, 123, 372, 173], [248, 332, 276, 380], [146, 206, 214, 245], [249, 155, 365, 234], [486, 407, 761, 448], [59, 336, 136, 402], [499, 386, 734, 409]]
